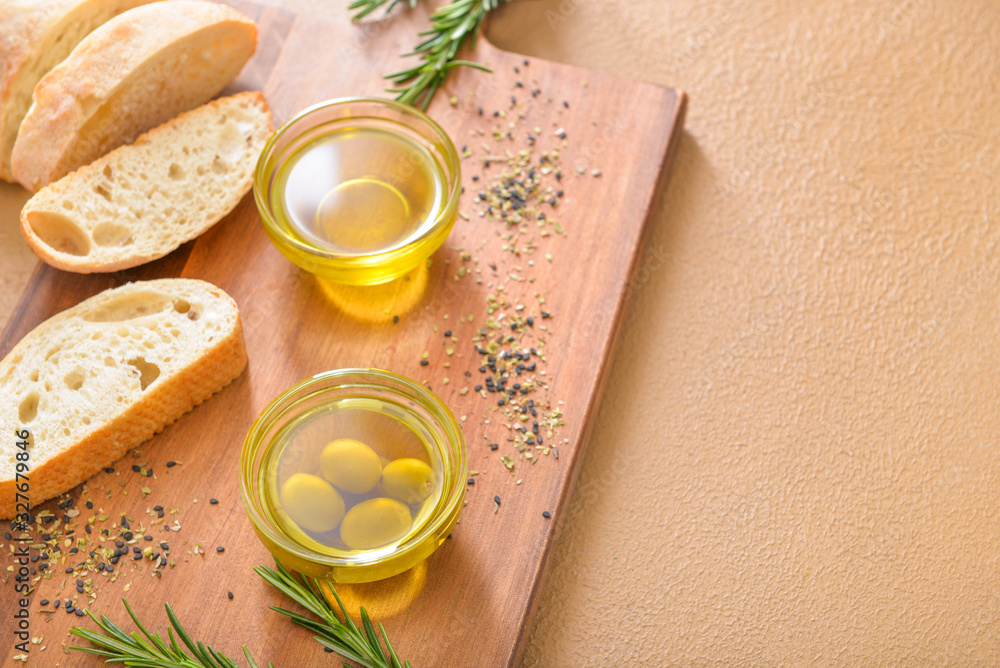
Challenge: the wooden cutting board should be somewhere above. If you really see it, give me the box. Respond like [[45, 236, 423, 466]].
[[0, 2, 685, 665]]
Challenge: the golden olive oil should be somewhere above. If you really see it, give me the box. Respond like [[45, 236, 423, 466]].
[[259, 397, 444, 555], [274, 127, 445, 255]]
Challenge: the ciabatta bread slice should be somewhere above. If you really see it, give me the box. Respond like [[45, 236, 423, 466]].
[[10, 0, 257, 192], [0, 0, 161, 182], [20, 92, 272, 273], [0, 278, 246, 519]]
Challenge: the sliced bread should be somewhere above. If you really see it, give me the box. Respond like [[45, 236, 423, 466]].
[[0, 278, 247, 519], [10, 0, 258, 192], [0, 0, 161, 182], [20, 92, 273, 273]]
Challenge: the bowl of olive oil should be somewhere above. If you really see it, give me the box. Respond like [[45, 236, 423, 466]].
[[254, 98, 461, 285], [240, 369, 467, 583]]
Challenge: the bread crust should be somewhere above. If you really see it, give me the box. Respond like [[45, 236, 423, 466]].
[[10, 0, 257, 191], [19, 91, 273, 273], [0, 0, 160, 181], [0, 279, 247, 519]]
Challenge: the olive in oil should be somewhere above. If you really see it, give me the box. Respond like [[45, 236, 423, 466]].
[[274, 127, 445, 255], [259, 397, 444, 555]]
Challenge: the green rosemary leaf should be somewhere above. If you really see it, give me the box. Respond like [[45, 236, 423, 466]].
[[360, 607, 388, 661], [166, 603, 211, 665], [380, 623, 403, 668], [312, 636, 372, 665]]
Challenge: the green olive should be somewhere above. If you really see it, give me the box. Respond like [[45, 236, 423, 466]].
[[320, 438, 382, 494], [380, 458, 435, 504], [279, 473, 346, 534], [339, 497, 412, 550]]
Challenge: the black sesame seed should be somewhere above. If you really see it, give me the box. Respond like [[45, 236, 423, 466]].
[[444, 330, 452, 337], [543, 511, 552, 518], [75, 609, 85, 617], [467, 478, 475, 485], [105, 467, 115, 473], [498, 399, 506, 406], [324, 647, 335, 653], [85, 500, 93, 509], [76, 586, 84, 593], [216, 546, 225, 553], [153, 505, 163, 511], [160, 542, 169, 550], [76, 579, 84, 586], [133, 554, 143, 560], [144, 535, 153, 541], [393, 315, 399, 323], [132, 465, 140, 472], [53, 600, 60, 609], [115, 540, 124, 548], [65, 567, 73, 574], [420, 360, 429, 366], [490, 443, 499, 451], [166, 461, 177, 468], [159, 557, 167, 566], [106, 566, 114, 573], [40, 599, 49, 606], [65, 605, 75, 614], [133, 547, 141, 553], [228, 590, 234, 599], [209, 498, 218, 505], [84, 524, 92, 534], [494, 495, 501, 505]]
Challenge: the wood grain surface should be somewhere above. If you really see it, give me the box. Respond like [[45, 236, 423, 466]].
[[0, 1, 684, 665]]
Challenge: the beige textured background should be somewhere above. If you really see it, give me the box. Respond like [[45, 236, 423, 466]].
[[3, 0, 999, 664]]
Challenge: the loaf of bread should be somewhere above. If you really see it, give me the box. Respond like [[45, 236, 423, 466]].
[[10, 0, 257, 192], [20, 92, 273, 273], [0, 278, 247, 519], [0, 0, 160, 182]]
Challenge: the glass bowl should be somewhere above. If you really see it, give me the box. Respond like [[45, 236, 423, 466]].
[[253, 97, 461, 286], [239, 369, 467, 583]]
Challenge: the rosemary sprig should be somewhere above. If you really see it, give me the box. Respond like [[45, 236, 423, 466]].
[[255, 562, 412, 668], [347, 0, 416, 21], [68, 563, 412, 668], [350, 0, 505, 110], [69, 599, 272, 668]]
